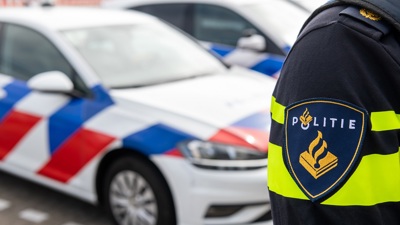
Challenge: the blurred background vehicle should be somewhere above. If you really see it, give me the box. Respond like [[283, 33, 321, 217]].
[[0, 0, 101, 6], [0, 6, 275, 225], [102, 0, 311, 78], [287, 0, 328, 13]]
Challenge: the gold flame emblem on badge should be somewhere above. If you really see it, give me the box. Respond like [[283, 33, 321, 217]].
[[360, 8, 381, 21], [300, 108, 313, 126], [299, 131, 338, 179]]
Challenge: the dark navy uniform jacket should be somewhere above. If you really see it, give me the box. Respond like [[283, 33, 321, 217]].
[[268, 0, 400, 225]]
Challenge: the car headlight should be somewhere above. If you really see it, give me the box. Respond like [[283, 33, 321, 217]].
[[178, 140, 267, 170]]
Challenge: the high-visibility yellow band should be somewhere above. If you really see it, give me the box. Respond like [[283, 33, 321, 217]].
[[268, 143, 400, 206], [370, 111, 400, 131], [323, 151, 400, 206], [271, 98, 400, 132], [271, 96, 285, 125], [268, 142, 307, 200]]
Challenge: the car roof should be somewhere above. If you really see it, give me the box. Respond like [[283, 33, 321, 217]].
[[0, 6, 158, 30], [287, 0, 327, 12], [102, 0, 268, 8]]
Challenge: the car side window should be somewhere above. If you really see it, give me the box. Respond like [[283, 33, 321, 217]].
[[193, 4, 258, 47], [132, 4, 191, 33], [0, 23, 90, 95], [0, 24, 74, 81]]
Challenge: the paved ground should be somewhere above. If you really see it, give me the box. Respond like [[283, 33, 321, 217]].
[[0, 170, 112, 225]]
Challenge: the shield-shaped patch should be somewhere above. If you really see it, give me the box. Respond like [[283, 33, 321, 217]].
[[284, 98, 367, 202]]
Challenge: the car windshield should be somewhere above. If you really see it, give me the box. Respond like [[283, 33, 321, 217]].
[[62, 23, 226, 88], [242, 1, 309, 45]]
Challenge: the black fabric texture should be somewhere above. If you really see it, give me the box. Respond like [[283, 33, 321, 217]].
[[270, 192, 400, 225], [269, 2, 400, 224]]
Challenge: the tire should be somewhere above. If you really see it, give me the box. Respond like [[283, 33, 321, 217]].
[[103, 157, 176, 225]]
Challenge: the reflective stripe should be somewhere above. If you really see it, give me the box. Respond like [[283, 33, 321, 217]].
[[271, 99, 400, 132], [38, 128, 115, 183], [370, 111, 400, 131], [268, 143, 400, 206], [323, 150, 400, 206], [267, 142, 307, 200], [271, 96, 285, 124], [0, 110, 41, 160]]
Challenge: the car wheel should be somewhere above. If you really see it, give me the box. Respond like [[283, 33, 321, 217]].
[[103, 157, 176, 225]]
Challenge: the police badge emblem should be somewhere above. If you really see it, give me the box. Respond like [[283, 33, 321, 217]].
[[360, 8, 381, 21], [284, 99, 367, 202]]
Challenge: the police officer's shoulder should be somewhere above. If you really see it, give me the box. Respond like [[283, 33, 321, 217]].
[[298, 5, 348, 40], [299, 4, 391, 41], [338, 6, 391, 40]]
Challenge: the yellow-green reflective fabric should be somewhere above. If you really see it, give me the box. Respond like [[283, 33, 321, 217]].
[[271, 96, 285, 125], [371, 111, 400, 131], [323, 150, 400, 206], [268, 143, 400, 206], [268, 142, 307, 200], [271, 100, 400, 132]]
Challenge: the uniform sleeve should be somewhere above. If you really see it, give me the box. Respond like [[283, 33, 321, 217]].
[[276, 19, 400, 108], [268, 7, 400, 225], [270, 11, 400, 154]]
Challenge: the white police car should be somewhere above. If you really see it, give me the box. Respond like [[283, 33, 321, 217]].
[[102, 0, 310, 78], [0, 6, 275, 225], [287, 0, 329, 13]]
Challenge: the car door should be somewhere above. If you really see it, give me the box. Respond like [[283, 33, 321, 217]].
[[191, 3, 285, 77], [0, 23, 113, 183], [132, 3, 284, 77]]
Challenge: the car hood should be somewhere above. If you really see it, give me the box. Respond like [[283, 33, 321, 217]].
[[109, 67, 276, 150]]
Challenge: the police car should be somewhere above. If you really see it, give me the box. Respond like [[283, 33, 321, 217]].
[[102, 0, 310, 78], [287, 0, 328, 13], [0, 6, 275, 225]]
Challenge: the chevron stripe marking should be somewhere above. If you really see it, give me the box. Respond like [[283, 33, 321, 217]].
[[0, 110, 41, 160], [38, 128, 115, 183]]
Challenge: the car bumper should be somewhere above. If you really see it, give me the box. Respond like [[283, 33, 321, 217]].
[[151, 155, 272, 225]]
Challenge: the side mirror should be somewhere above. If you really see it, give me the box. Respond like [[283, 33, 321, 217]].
[[237, 34, 266, 52], [28, 71, 74, 93]]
